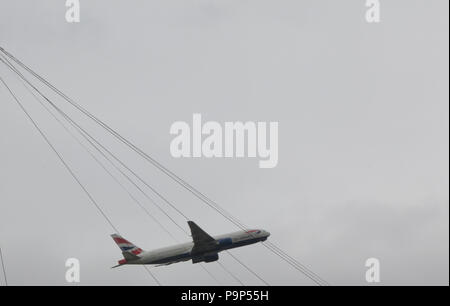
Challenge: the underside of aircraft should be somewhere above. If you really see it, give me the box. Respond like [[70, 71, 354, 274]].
[[111, 221, 270, 268]]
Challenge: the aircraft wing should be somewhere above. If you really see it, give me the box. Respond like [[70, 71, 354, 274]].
[[188, 221, 216, 252]]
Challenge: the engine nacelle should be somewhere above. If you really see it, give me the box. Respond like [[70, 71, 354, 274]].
[[204, 253, 219, 263], [192, 253, 219, 264]]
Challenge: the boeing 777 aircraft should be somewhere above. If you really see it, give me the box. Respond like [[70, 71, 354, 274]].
[[111, 221, 270, 267]]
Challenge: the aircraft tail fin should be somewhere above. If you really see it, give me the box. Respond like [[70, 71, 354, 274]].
[[111, 234, 144, 267]]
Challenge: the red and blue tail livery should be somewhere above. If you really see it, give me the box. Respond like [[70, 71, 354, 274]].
[[111, 234, 144, 267]]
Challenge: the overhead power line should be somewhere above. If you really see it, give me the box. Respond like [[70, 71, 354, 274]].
[[0, 247, 8, 286], [0, 47, 329, 286], [0, 54, 228, 286], [217, 261, 243, 286], [0, 76, 119, 234], [0, 74, 161, 286]]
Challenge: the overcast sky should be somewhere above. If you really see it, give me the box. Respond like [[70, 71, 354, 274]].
[[0, 0, 448, 285]]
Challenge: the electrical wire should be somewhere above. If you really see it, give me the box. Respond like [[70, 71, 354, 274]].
[[226, 252, 269, 286], [0, 47, 328, 286], [0, 247, 7, 286], [0, 76, 120, 234], [0, 74, 161, 286], [0, 55, 221, 285], [217, 261, 243, 286]]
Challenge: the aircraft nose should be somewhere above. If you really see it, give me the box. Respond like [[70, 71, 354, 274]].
[[265, 231, 271, 237]]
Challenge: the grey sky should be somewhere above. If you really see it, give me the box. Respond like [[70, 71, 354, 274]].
[[0, 0, 448, 285]]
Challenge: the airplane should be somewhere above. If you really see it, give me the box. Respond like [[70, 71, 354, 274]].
[[111, 221, 270, 267]]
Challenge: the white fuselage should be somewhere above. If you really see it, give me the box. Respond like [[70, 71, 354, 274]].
[[127, 229, 270, 265]]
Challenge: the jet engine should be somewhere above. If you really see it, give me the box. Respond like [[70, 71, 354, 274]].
[[192, 253, 219, 264]]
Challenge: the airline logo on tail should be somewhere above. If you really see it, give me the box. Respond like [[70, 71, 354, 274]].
[[111, 234, 144, 267], [112, 234, 143, 255]]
